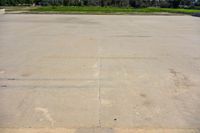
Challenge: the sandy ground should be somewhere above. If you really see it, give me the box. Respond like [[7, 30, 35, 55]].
[[0, 14, 200, 133]]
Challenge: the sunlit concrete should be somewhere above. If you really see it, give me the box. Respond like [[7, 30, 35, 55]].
[[0, 14, 200, 132]]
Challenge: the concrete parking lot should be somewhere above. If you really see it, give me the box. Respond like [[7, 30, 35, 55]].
[[0, 14, 200, 133]]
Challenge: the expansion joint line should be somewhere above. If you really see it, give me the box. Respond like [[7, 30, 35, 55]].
[[98, 57, 102, 128]]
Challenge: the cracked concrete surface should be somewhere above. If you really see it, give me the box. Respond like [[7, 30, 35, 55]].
[[0, 14, 200, 132]]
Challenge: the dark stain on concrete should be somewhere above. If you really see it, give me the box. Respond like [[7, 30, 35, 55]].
[[143, 100, 151, 106], [1, 85, 7, 87], [140, 93, 146, 98], [169, 68, 193, 93], [21, 73, 31, 77]]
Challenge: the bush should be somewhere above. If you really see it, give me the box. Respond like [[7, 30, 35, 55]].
[[194, 6, 200, 9], [160, 0, 170, 8]]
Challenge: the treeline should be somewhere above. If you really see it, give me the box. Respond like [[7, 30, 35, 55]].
[[1, 0, 200, 8], [0, 0, 32, 5]]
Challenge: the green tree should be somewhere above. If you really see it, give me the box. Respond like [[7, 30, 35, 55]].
[[0, 0, 6, 6], [168, 0, 181, 8], [160, 0, 170, 7]]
